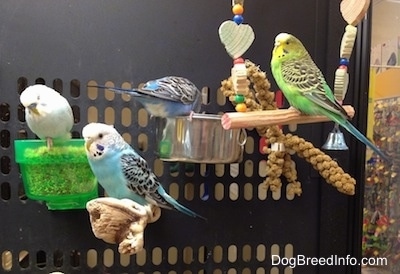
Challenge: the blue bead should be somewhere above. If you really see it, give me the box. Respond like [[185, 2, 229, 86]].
[[233, 15, 244, 24], [339, 58, 349, 66]]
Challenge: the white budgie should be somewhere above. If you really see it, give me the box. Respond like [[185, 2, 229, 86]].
[[20, 84, 74, 149]]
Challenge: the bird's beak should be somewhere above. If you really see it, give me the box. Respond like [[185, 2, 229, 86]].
[[273, 39, 287, 57], [85, 139, 93, 152], [28, 103, 40, 115]]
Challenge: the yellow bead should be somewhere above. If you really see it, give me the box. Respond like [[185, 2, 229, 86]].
[[232, 4, 244, 15], [235, 103, 247, 112]]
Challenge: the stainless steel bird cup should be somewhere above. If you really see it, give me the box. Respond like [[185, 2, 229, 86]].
[[156, 114, 247, 163]]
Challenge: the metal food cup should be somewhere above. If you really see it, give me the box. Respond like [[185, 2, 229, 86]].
[[156, 114, 247, 163]]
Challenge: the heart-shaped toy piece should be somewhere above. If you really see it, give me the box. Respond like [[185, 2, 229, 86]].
[[340, 0, 370, 26], [219, 20, 255, 59]]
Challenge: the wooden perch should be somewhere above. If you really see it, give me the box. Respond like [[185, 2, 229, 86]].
[[221, 105, 355, 130], [86, 197, 161, 255]]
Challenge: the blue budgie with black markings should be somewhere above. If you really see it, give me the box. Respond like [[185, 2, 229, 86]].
[[82, 122, 206, 220], [88, 76, 202, 118], [89, 76, 202, 160]]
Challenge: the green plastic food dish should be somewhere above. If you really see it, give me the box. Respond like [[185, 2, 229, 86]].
[[14, 139, 98, 210]]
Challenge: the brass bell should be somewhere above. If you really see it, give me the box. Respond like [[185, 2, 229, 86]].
[[322, 123, 349, 150]]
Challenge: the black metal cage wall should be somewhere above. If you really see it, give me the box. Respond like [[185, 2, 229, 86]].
[[0, 1, 365, 273]]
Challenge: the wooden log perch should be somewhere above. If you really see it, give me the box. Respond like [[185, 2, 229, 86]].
[[221, 105, 355, 130], [86, 197, 161, 255]]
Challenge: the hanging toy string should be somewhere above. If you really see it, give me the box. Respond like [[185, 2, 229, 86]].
[[231, 1, 248, 112], [218, 0, 255, 112]]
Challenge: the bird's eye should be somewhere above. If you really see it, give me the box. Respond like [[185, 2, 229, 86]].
[[286, 41, 290, 45], [98, 133, 103, 139]]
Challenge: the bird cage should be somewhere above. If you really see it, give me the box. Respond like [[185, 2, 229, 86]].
[[0, 1, 363, 273]]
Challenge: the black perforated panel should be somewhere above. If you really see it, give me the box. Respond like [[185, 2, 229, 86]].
[[0, 1, 364, 273]]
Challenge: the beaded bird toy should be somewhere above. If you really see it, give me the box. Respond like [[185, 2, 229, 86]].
[[217, 1, 373, 196], [218, 0, 254, 112]]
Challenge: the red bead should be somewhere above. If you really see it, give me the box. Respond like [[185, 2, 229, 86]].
[[233, 58, 244, 64]]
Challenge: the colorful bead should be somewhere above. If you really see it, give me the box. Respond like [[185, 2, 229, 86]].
[[230, 1, 249, 111], [235, 103, 247, 112], [339, 58, 349, 66], [235, 94, 245, 103], [232, 4, 244, 15], [233, 57, 244, 64], [233, 15, 244, 24]]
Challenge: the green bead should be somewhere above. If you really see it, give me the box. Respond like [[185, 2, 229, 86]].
[[235, 94, 245, 103]]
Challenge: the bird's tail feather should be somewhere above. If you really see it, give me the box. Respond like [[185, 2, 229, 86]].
[[163, 193, 207, 221], [87, 85, 141, 96], [341, 120, 390, 162]]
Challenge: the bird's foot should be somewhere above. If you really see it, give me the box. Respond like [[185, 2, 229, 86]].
[[145, 204, 161, 223], [288, 106, 301, 114], [188, 111, 195, 121], [46, 137, 53, 150]]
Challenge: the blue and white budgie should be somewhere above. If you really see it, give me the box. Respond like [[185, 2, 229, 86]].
[[89, 76, 202, 117], [270, 33, 389, 161], [20, 84, 74, 149], [82, 122, 206, 220], [90, 76, 202, 161]]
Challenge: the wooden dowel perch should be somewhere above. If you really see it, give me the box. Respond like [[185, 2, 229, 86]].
[[221, 105, 355, 130]]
